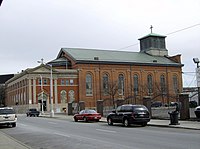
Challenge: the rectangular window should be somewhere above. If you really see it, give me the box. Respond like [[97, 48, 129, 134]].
[[61, 79, 65, 85], [38, 79, 42, 85], [66, 80, 69, 85], [70, 79, 74, 85], [44, 79, 47, 85]]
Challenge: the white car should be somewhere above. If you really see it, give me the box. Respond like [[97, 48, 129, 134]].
[[194, 106, 200, 118], [0, 107, 17, 127]]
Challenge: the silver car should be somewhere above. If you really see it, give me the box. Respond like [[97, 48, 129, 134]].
[[0, 107, 17, 127]]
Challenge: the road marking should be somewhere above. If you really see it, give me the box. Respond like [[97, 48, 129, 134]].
[[96, 129, 116, 133], [18, 123, 28, 127], [54, 132, 70, 138], [48, 122, 57, 125]]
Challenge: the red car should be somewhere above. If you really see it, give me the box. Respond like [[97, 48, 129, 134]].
[[74, 109, 101, 122]]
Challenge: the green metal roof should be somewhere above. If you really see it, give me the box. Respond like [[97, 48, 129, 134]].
[[60, 48, 182, 66], [138, 33, 166, 40]]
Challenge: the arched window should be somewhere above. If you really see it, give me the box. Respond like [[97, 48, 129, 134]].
[[147, 74, 153, 94], [103, 74, 109, 95], [173, 75, 178, 93], [160, 75, 166, 93], [86, 73, 93, 96], [133, 74, 139, 95], [118, 74, 124, 95], [60, 90, 67, 104], [68, 90, 75, 103]]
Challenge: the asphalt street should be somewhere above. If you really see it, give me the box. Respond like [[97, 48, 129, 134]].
[[1, 115, 200, 149]]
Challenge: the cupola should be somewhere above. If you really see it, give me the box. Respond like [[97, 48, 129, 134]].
[[138, 26, 168, 56]]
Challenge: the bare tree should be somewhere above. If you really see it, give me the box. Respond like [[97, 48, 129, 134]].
[[103, 80, 119, 109]]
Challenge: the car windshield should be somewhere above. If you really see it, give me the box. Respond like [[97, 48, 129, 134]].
[[133, 105, 148, 111], [29, 109, 37, 111], [0, 109, 15, 115], [85, 110, 97, 114]]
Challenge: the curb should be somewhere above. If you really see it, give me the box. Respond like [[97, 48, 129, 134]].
[[40, 115, 200, 130], [0, 131, 32, 149], [147, 123, 200, 130]]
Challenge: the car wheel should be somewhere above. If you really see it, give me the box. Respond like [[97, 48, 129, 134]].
[[12, 123, 16, 127], [74, 117, 78, 122], [107, 117, 113, 125], [141, 122, 147, 127], [37, 114, 39, 117], [123, 118, 129, 127], [83, 117, 88, 122]]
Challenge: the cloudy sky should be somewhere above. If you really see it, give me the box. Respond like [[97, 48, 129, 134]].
[[0, 0, 200, 87]]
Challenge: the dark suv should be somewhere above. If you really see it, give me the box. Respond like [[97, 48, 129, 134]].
[[26, 108, 40, 117], [107, 104, 150, 127]]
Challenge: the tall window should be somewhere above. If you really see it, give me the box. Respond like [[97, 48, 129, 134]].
[[147, 74, 153, 94], [173, 75, 178, 93], [86, 74, 93, 96], [60, 90, 67, 104], [118, 74, 124, 95], [38, 79, 42, 85], [133, 74, 139, 95], [103, 74, 109, 95], [69, 90, 75, 103], [160, 75, 166, 93]]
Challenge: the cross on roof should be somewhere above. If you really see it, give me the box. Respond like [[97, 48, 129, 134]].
[[150, 25, 153, 33]]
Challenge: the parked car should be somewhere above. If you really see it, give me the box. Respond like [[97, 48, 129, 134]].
[[0, 107, 17, 127], [194, 106, 200, 118], [151, 101, 162, 107], [74, 109, 101, 122], [189, 101, 198, 108], [107, 104, 150, 127], [26, 108, 40, 117]]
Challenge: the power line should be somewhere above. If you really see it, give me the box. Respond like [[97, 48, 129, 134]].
[[166, 23, 200, 35], [118, 43, 139, 50], [118, 23, 200, 50]]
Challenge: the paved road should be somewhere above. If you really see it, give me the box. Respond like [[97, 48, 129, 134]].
[[1, 115, 200, 149]]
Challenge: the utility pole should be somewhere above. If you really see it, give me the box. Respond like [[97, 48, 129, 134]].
[[193, 58, 200, 106]]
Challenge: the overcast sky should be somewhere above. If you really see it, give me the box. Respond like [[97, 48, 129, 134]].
[[0, 0, 200, 87]]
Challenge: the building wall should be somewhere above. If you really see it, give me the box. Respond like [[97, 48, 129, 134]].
[[5, 61, 183, 112], [5, 68, 79, 113], [76, 63, 182, 108]]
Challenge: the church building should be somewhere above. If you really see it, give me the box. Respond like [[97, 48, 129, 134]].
[[5, 32, 183, 113]]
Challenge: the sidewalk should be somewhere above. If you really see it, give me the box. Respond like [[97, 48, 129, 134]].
[[0, 130, 32, 149], [0, 113, 199, 149]]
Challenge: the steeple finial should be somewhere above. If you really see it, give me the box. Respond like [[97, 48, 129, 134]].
[[41, 58, 44, 64], [150, 25, 153, 33]]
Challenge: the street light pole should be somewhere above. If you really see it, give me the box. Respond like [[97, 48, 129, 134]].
[[38, 58, 54, 117], [49, 64, 54, 117], [39, 74, 44, 115], [193, 58, 200, 106]]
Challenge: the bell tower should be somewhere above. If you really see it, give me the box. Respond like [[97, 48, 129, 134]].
[[138, 26, 168, 56]]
